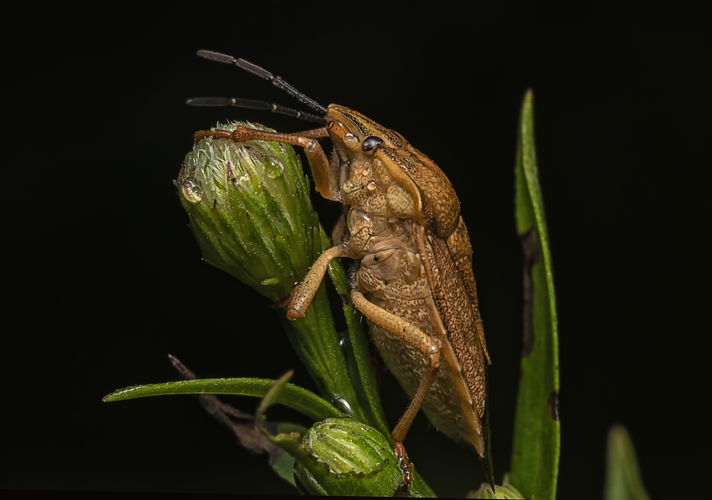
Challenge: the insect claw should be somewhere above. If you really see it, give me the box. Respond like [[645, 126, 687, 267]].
[[393, 441, 413, 494]]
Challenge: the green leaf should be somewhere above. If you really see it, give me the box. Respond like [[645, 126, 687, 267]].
[[103, 376, 341, 422], [273, 423, 309, 487], [604, 425, 651, 500], [271, 450, 297, 487], [510, 90, 561, 499]]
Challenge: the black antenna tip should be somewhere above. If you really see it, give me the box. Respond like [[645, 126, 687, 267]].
[[186, 97, 233, 107], [196, 50, 236, 65]]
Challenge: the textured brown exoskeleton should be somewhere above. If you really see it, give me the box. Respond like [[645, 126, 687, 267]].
[[189, 50, 494, 492]]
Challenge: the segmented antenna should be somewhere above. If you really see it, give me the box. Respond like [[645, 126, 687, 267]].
[[186, 97, 327, 124], [195, 49, 328, 115]]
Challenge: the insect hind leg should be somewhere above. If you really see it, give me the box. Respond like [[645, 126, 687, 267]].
[[351, 290, 442, 488]]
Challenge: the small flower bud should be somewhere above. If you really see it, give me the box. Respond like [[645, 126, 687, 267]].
[[294, 417, 405, 497], [176, 122, 319, 303]]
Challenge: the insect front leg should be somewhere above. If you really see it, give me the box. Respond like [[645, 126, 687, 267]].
[[286, 244, 349, 320], [193, 126, 342, 202], [351, 290, 442, 486]]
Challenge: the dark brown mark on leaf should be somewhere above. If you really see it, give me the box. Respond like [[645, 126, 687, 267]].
[[521, 228, 541, 357], [547, 390, 559, 421]]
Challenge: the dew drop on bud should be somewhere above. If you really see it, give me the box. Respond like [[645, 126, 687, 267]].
[[181, 179, 203, 203], [266, 157, 284, 179]]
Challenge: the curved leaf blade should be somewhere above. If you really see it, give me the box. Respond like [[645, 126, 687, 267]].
[[103, 377, 341, 422], [510, 90, 561, 499]]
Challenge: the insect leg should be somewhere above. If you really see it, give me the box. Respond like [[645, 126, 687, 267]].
[[286, 244, 349, 320], [351, 290, 442, 485], [193, 126, 342, 202]]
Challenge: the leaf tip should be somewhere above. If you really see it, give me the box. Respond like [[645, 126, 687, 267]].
[[522, 89, 534, 112]]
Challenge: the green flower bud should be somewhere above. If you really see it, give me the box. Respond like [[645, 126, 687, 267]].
[[175, 122, 319, 304], [175, 122, 372, 433], [293, 417, 409, 497]]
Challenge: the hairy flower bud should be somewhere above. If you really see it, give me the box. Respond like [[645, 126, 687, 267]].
[[176, 122, 319, 303]]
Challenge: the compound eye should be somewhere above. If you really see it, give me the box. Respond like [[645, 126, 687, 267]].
[[362, 136, 383, 152]]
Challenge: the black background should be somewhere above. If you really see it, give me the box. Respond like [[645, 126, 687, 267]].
[[4, 4, 710, 499]]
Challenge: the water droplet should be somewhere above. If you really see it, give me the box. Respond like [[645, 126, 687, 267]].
[[339, 337, 351, 357], [331, 396, 353, 416], [265, 156, 284, 178], [234, 152, 252, 184], [181, 179, 203, 203]]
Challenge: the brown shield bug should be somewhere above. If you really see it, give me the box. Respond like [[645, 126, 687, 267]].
[[188, 50, 495, 492]]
